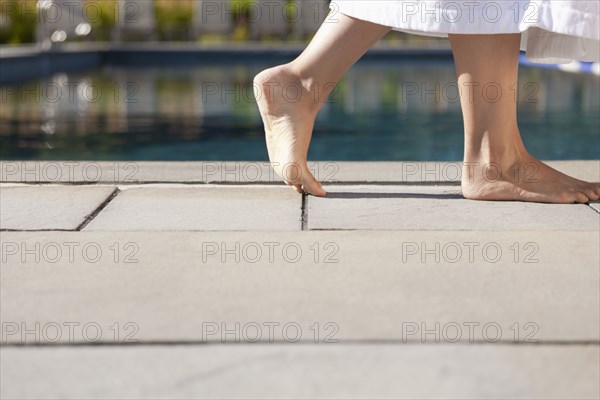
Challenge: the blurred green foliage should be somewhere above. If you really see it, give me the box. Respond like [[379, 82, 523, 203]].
[[0, 0, 441, 45], [0, 0, 37, 44], [0, 0, 253, 44], [88, 0, 117, 41], [155, 1, 192, 41]]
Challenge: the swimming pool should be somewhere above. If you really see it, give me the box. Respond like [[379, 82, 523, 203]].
[[1, 59, 599, 161]]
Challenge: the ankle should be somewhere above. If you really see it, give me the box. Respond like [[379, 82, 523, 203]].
[[464, 135, 527, 166], [287, 64, 334, 114]]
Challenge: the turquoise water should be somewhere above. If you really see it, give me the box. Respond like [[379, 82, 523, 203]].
[[1, 60, 599, 161]]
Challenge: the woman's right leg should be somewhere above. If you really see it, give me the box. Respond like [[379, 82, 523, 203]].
[[255, 14, 390, 195], [450, 33, 600, 203]]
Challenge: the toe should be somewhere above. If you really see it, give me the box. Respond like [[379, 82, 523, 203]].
[[297, 168, 326, 197], [574, 191, 589, 204], [583, 188, 599, 201], [286, 182, 304, 194], [303, 178, 327, 197], [579, 183, 599, 201]]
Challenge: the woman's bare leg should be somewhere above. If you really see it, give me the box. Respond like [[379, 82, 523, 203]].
[[254, 14, 390, 195], [450, 34, 600, 203]]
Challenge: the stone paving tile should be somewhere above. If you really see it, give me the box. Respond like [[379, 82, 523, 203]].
[[84, 185, 302, 231], [0, 185, 116, 230], [308, 185, 599, 231], [2, 231, 597, 344], [2, 161, 597, 184], [1, 345, 598, 400], [544, 161, 600, 183]]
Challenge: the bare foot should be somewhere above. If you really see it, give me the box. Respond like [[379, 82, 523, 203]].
[[254, 64, 326, 196], [462, 151, 600, 204]]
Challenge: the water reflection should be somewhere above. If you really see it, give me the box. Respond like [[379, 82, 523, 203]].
[[1, 61, 598, 160]]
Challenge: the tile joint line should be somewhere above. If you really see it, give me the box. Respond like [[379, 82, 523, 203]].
[[75, 187, 120, 231], [301, 193, 308, 231], [587, 203, 600, 215], [3, 339, 600, 348]]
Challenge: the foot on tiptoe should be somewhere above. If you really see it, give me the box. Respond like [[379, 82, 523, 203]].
[[254, 64, 326, 197]]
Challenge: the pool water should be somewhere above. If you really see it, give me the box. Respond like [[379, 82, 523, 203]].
[[1, 60, 599, 161]]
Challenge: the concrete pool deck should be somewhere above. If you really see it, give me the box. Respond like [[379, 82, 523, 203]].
[[1, 161, 599, 399]]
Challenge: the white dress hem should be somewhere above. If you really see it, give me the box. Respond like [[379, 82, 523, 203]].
[[330, 0, 600, 63]]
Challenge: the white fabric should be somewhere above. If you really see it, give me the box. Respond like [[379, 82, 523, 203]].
[[330, 0, 600, 63]]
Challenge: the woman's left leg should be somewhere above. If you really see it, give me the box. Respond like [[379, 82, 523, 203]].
[[255, 14, 390, 196]]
